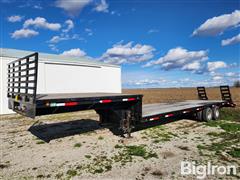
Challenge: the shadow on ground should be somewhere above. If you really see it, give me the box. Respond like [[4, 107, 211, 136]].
[[28, 119, 102, 142], [29, 115, 198, 142]]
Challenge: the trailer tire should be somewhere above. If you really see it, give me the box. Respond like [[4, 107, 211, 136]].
[[196, 111, 203, 121], [212, 106, 220, 120], [202, 107, 213, 121]]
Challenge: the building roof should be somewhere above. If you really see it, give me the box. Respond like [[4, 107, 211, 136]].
[[0, 48, 119, 68]]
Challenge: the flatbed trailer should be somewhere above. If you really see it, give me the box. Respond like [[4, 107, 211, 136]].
[[7, 53, 236, 136]]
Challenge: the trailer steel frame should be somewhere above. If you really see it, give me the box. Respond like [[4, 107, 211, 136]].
[[7, 53, 236, 137]]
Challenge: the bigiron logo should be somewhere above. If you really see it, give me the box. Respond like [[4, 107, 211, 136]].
[[180, 161, 237, 179]]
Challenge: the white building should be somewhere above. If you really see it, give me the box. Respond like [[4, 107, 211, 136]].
[[0, 48, 121, 114]]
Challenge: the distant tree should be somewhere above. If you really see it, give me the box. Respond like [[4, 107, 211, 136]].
[[233, 80, 240, 87]]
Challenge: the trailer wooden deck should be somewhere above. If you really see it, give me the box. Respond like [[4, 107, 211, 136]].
[[142, 100, 224, 118]]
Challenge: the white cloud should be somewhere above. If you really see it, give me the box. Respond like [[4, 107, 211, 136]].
[[226, 72, 240, 78], [48, 44, 59, 52], [221, 33, 240, 46], [33, 5, 42, 9], [49, 35, 68, 44], [7, 15, 23, 22], [61, 48, 86, 57], [100, 42, 155, 64], [110, 11, 120, 16], [148, 29, 159, 34], [192, 10, 240, 36], [207, 61, 227, 71], [48, 34, 84, 52], [128, 79, 167, 86], [94, 0, 109, 13], [212, 75, 223, 81], [48, 34, 83, 44], [226, 72, 235, 77], [62, 19, 74, 33], [182, 61, 201, 71], [55, 0, 92, 16], [85, 28, 93, 36], [144, 47, 208, 73], [23, 17, 61, 31], [11, 28, 39, 39]]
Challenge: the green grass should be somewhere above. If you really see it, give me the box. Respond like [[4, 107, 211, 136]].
[[66, 169, 77, 177], [83, 155, 113, 174], [219, 108, 240, 122], [114, 144, 123, 149], [197, 145, 206, 150], [206, 132, 220, 136], [74, 144, 158, 175], [85, 155, 91, 159], [198, 108, 240, 159], [219, 123, 240, 132], [74, 143, 82, 148], [124, 145, 158, 159], [206, 121, 240, 133], [98, 136, 104, 140], [36, 140, 45, 144], [125, 145, 146, 157], [141, 125, 176, 142], [55, 173, 63, 179], [228, 148, 240, 158]]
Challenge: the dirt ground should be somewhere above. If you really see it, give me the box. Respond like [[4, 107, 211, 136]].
[[0, 87, 240, 180]]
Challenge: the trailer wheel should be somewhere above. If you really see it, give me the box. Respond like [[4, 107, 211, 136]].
[[212, 106, 220, 120], [202, 107, 213, 121], [196, 111, 203, 121]]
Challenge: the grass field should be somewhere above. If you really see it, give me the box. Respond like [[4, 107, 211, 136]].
[[0, 87, 239, 179]]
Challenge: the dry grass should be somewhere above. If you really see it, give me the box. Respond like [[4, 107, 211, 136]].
[[123, 87, 240, 107]]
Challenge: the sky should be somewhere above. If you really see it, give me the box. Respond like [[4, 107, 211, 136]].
[[0, 0, 240, 89]]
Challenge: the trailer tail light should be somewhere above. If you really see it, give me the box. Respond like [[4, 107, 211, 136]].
[[165, 113, 174, 118], [65, 102, 78, 106], [122, 98, 136, 102], [100, 99, 112, 103], [149, 116, 160, 121]]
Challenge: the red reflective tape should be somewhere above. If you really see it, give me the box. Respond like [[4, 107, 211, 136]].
[[165, 113, 174, 117], [150, 116, 160, 121], [65, 102, 78, 106], [100, 99, 112, 103], [128, 98, 136, 101], [183, 110, 191, 114]]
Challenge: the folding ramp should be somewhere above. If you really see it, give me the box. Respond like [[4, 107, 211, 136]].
[[197, 87, 208, 100]]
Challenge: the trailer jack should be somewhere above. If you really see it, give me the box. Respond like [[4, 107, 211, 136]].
[[120, 110, 132, 138]]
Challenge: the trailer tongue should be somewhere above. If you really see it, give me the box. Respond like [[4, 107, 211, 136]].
[[7, 53, 236, 137]]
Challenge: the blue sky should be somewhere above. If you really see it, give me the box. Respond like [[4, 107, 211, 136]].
[[1, 0, 239, 88]]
